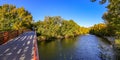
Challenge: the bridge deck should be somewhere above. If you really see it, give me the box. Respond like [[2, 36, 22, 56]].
[[0, 31, 37, 60]]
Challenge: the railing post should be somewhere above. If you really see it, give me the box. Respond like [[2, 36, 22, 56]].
[[0, 32, 4, 45], [3, 31, 9, 43], [17, 30, 19, 36]]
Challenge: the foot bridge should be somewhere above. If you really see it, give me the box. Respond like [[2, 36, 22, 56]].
[[0, 31, 39, 60]]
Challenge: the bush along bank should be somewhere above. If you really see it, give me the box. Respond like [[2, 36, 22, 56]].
[[35, 16, 89, 41], [89, 23, 116, 47]]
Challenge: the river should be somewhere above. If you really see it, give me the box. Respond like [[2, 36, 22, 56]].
[[38, 34, 116, 60]]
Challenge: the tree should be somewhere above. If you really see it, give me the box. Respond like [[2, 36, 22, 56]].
[[102, 0, 120, 38], [36, 16, 89, 40], [90, 23, 110, 36], [13, 7, 33, 30], [0, 4, 33, 31], [91, 0, 107, 4], [91, 0, 120, 37], [36, 16, 62, 39]]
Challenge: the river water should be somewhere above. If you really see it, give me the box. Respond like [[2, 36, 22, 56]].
[[38, 34, 116, 60]]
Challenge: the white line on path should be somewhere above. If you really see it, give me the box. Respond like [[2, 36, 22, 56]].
[[30, 35, 33, 39], [17, 49, 22, 54], [27, 41, 31, 45], [22, 36, 27, 41]]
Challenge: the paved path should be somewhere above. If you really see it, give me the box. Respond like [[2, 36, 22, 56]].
[[0, 31, 36, 60]]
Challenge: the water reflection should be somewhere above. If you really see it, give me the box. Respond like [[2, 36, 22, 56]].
[[38, 35, 115, 60]]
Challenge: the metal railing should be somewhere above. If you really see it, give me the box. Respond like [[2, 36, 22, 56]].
[[0, 29, 31, 45], [33, 31, 39, 60]]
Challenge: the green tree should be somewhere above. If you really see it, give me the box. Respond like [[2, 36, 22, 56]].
[[90, 23, 109, 36], [102, 0, 120, 38], [36, 16, 89, 40], [91, 0, 107, 4], [91, 0, 120, 37], [0, 4, 33, 31], [36, 16, 62, 39]]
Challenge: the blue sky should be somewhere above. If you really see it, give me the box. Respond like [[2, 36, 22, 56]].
[[0, 0, 108, 27]]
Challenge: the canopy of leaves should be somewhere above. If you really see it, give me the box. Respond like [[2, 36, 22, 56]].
[[102, 0, 120, 38], [36, 16, 89, 40], [89, 23, 114, 36], [91, 0, 120, 38], [0, 4, 33, 31], [91, 0, 107, 4]]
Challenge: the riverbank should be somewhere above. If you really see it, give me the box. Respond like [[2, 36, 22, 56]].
[[103, 36, 120, 49], [37, 34, 91, 41], [37, 34, 84, 41], [114, 39, 120, 59], [38, 34, 115, 60], [103, 36, 115, 46], [103, 36, 120, 59]]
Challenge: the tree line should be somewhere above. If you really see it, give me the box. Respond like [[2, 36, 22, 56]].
[[0, 4, 89, 41], [2, 1, 120, 41], [89, 23, 115, 36], [90, 0, 120, 39], [34, 16, 89, 40], [0, 4, 33, 31]]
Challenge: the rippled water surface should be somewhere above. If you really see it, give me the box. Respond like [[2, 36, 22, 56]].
[[38, 35, 116, 60]]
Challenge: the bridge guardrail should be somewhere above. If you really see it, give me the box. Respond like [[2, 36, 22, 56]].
[[0, 29, 31, 45], [33, 31, 39, 60]]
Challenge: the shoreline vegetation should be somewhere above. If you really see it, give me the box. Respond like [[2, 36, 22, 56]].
[[0, 4, 89, 42], [91, 0, 120, 51], [0, 4, 120, 51], [35, 16, 89, 41], [89, 23, 120, 51]]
